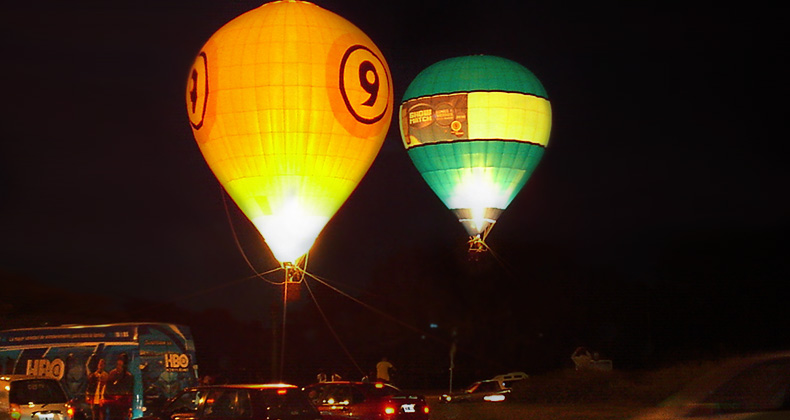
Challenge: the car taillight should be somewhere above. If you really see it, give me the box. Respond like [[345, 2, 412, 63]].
[[67, 404, 75, 417], [423, 405, 430, 414], [10, 403, 21, 420], [277, 389, 288, 395], [383, 406, 396, 415]]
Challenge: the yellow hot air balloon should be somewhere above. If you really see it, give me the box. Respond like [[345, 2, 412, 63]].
[[186, 0, 392, 265]]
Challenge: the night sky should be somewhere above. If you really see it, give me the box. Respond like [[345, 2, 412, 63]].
[[2, 0, 788, 376]]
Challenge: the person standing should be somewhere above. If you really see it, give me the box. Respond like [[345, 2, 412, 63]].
[[375, 357, 394, 382], [105, 354, 133, 420], [87, 359, 108, 420]]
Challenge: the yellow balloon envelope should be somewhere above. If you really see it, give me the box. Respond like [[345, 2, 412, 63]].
[[186, 0, 393, 264]]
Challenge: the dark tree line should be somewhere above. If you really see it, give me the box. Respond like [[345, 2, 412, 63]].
[[2, 226, 787, 389]]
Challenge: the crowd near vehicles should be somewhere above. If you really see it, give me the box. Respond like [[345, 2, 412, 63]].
[[1, 375, 74, 420], [1, 324, 434, 420], [304, 381, 429, 420], [0, 323, 199, 420], [140, 384, 321, 420]]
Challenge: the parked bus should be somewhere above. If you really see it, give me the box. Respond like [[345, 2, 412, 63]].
[[0, 323, 199, 420]]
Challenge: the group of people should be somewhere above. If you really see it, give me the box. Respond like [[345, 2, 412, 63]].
[[317, 357, 396, 384], [315, 369, 343, 382], [86, 353, 134, 420]]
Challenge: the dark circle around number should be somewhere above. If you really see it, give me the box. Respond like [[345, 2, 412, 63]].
[[189, 51, 209, 130], [339, 45, 389, 125]]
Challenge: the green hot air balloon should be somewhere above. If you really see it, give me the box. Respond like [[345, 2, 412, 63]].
[[399, 55, 552, 253]]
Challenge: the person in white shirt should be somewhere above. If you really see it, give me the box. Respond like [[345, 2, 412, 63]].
[[375, 357, 394, 382]]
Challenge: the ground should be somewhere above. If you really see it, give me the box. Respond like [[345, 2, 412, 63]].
[[426, 399, 650, 420]]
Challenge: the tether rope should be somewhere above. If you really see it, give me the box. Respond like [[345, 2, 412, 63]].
[[303, 270, 444, 342], [303, 276, 366, 376]]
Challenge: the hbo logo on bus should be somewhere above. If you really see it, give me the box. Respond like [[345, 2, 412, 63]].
[[164, 353, 190, 370], [26, 358, 65, 379]]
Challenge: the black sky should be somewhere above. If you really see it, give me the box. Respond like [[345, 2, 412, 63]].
[[2, 0, 787, 327]]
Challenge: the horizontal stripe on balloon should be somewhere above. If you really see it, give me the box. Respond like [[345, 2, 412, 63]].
[[400, 91, 551, 150]]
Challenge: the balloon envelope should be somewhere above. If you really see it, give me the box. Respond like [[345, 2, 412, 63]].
[[399, 55, 551, 237], [187, 0, 393, 263]]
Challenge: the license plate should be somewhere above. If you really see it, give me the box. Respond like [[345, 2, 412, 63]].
[[35, 414, 55, 420], [401, 404, 415, 413]]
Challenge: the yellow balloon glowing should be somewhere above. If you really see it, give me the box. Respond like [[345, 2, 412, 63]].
[[186, 0, 393, 264]]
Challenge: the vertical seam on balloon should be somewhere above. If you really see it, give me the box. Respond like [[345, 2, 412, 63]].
[[245, 18, 259, 184]]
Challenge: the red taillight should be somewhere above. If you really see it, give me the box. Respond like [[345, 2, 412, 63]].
[[277, 389, 288, 395], [67, 405, 75, 417], [383, 406, 396, 415], [10, 403, 21, 420], [423, 405, 430, 414]]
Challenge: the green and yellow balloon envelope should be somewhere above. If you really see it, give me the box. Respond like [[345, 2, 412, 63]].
[[400, 55, 551, 244], [186, 0, 392, 264]]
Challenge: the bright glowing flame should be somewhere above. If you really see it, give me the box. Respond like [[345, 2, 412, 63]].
[[448, 169, 509, 232], [252, 195, 329, 263]]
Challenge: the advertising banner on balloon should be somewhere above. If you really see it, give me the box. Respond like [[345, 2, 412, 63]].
[[401, 93, 469, 149]]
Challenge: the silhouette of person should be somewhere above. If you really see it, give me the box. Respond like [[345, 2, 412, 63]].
[[87, 359, 108, 420], [375, 357, 394, 382], [105, 354, 133, 420]]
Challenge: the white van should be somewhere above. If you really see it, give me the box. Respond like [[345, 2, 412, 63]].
[[490, 371, 528, 388], [0, 375, 73, 420]]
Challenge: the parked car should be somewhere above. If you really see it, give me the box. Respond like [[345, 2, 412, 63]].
[[634, 351, 790, 419], [139, 384, 321, 420], [439, 379, 510, 403], [304, 381, 429, 420], [1, 375, 74, 420]]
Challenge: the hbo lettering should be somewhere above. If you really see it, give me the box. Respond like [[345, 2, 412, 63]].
[[164, 353, 190, 370]]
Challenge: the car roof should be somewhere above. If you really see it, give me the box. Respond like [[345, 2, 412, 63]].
[[185, 384, 298, 391], [307, 381, 396, 387], [492, 372, 527, 378], [306, 382, 403, 393]]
